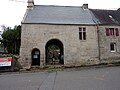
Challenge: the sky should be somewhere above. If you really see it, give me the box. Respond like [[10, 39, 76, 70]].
[[0, 0, 120, 29]]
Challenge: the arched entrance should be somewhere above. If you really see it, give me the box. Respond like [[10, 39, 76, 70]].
[[45, 39, 64, 65], [31, 48, 40, 66]]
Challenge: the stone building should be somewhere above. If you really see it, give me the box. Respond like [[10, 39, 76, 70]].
[[19, 0, 120, 69], [91, 9, 120, 63]]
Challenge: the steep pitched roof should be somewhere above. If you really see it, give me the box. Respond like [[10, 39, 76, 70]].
[[118, 8, 120, 13], [90, 9, 120, 25], [22, 5, 96, 25]]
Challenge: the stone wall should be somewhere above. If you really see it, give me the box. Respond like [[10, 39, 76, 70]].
[[98, 26, 120, 63], [20, 24, 99, 69]]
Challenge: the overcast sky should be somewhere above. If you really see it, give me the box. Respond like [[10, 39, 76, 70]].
[[0, 0, 120, 28]]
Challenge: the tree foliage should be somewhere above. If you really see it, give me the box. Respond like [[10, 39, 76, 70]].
[[1, 25, 21, 54]]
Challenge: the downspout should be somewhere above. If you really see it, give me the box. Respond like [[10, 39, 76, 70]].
[[90, 9, 101, 63], [96, 22, 101, 63], [93, 19, 101, 63]]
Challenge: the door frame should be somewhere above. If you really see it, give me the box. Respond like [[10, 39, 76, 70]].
[[31, 48, 40, 66]]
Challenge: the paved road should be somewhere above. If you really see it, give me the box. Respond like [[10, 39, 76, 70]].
[[0, 66, 120, 90]]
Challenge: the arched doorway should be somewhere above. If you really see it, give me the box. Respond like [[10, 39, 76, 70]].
[[31, 48, 40, 66], [45, 39, 64, 65]]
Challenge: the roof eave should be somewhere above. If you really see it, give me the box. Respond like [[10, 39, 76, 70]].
[[21, 22, 96, 26]]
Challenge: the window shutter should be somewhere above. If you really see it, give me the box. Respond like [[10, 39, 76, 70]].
[[115, 28, 119, 36], [106, 28, 110, 36]]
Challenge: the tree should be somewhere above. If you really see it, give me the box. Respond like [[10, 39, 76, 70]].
[[1, 25, 21, 54]]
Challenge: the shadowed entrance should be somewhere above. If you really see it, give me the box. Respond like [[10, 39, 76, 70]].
[[31, 48, 40, 66], [45, 39, 64, 65]]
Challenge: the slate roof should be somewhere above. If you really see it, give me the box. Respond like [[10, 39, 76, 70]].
[[90, 9, 120, 25], [118, 8, 120, 13], [22, 5, 96, 25]]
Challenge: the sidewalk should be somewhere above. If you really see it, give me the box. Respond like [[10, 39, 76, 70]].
[[0, 63, 120, 75]]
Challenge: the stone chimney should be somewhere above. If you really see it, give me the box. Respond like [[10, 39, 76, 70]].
[[27, 0, 34, 9], [82, 4, 88, 9]]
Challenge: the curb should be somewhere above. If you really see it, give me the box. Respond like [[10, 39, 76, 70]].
[[0, 64, 120, 75]]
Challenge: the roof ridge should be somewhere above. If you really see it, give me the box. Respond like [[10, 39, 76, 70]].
[[90, 9, 117, 11], [34, 5, 82, 8]]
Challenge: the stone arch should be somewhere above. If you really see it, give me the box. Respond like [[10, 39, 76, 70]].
[[45, 39, 64, 65], [31, 48, 40, 66]]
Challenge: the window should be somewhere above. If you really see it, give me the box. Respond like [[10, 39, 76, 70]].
[[110, 28, 114, 35], [106, 28, 119, 36], [79, 28, 82, 40], [79, 27, 86, 40], [110, 43, 116, 52]]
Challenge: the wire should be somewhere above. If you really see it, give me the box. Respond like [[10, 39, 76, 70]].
[[9, 0, 27, 3]]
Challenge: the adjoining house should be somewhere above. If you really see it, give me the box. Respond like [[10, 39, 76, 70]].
[[19, 0, 120, 69], [91, 9, 120, 63]]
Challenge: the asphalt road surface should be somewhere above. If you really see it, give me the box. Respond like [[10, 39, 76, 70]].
[[0, 66, 120, 90]]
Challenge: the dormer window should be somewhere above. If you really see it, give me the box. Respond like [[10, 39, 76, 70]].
[[109, 15, 114, 21], [108, 15, 119, 24], [109, 15, 113, 19]]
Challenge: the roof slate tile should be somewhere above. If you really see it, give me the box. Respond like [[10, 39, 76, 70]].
[[22, 5, 96, 25]]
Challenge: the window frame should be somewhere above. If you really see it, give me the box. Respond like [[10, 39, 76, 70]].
[[109, 28, 114, 36], [110, 43, 116, 52], [79, 27, 86, 40]]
